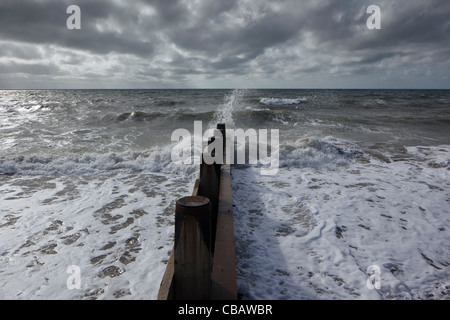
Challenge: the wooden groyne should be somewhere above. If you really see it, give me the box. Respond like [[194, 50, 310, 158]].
[[157, 123, 237, 300]]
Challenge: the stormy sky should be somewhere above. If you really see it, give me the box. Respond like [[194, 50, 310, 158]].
[[0, 0, 449, 89]]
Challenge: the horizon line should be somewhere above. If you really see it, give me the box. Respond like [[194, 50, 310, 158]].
[[1, 87, 449, 90]]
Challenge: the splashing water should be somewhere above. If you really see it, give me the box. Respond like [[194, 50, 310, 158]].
[[212, 89, 247, 128]]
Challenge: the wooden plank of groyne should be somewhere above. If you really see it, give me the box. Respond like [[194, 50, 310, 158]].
[[211, 164, 237, 300], [192, 178, 200, 197], [156, 249, 175, 300]]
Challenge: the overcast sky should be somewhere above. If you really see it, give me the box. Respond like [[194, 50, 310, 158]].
[[0, 0, 449, 89]]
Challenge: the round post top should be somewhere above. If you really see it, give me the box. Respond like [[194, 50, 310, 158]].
[[176, 196, 211, 216]]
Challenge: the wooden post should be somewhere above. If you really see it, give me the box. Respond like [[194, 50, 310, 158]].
[[157, 179, 201, 300], [217, 123, 226, 156], [199, 155, 219, 254], [207, 136, 222, 179], [174, 196, 212, 300]]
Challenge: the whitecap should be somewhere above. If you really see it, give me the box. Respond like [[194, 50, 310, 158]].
[[260, 97, 307, 105]]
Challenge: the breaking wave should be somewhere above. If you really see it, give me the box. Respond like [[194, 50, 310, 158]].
[[260, 97, 307, 105], [0, 144, 198, 177], [0, 137, 361, 176]]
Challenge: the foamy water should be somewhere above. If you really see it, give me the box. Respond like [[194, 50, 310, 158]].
[[233, 143, 450, 299]]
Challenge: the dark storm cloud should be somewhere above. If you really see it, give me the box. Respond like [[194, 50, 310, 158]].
[[0, 0, 448, 88], [350, 0, 450, 51], [357, 52, 400, 65], [169, 7, 302, 56], [0, 0, 157, 57]]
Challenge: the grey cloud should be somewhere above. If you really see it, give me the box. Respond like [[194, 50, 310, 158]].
[[170, 6, 301, 55], [0, 0, 448, 88], [357, 52, 400, 65], [0, 61, 61, 75], [350, 0, 450, 51], [0, 0, 157, 57], [0, 42, 44, 60]]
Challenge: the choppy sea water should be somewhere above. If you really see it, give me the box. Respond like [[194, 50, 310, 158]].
[[0, 89, 449, 299]]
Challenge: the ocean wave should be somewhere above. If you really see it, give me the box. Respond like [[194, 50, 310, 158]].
[[0, 137, 356, 176], [115, 111, 166, 122], [0, 145, 199, 177], [114, 110, 216, 123], [2, 136, 448, 177], [260, 97, 307, 105], [168, 110, 216, 120], [279, 137, 359, 169], [152, 99, 180, 107]]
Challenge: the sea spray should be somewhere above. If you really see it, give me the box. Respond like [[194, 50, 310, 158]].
[[211, 89, 247, 128], [171, 121, 280, 175]]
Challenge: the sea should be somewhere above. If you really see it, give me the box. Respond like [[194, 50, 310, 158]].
[[0, 89, 449, 299]]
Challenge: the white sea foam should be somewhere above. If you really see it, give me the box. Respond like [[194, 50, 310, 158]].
[[279, 137, 356, 169], [0, 169, 192, 299], [260, 97, 307, 105], [233, 144, 450, 300], [0, 139, 203, 299]]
